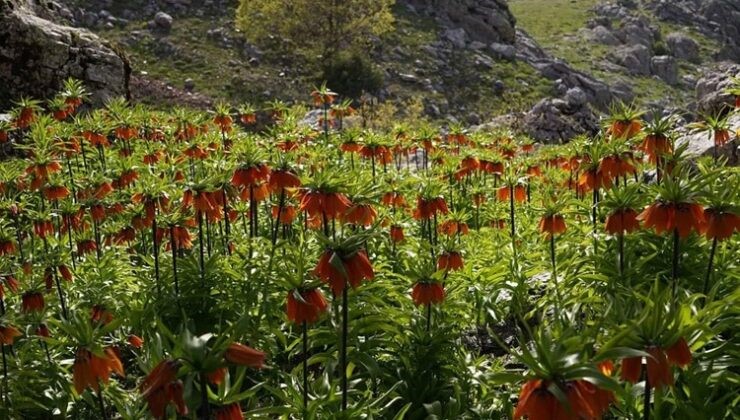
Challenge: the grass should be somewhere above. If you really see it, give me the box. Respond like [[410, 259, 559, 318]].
[[99, 16, 311, 105], [508, 0, 600, 42], [508, 0, 721, 109], [93, 1, 553, 120]]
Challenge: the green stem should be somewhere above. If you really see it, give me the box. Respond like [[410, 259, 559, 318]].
[[703, 237, 718, 297]]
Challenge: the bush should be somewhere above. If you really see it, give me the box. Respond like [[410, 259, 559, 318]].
[[320, 51, 384, 99]]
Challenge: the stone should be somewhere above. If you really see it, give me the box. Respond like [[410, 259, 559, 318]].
[[587, 25, 620, 45], [442, 28, 468, 48], [467, 113, 481, 125], [154, 11, 173, 30], [650, 55, 679, 85], [0, 0, 130, 108], [610, 44, 652, 75], [522, 97, 600, 143], [515, 29, 616, 110], [469, 41, 487, 50], [493, 80, 505, 95], [675, 113, 739, 163], [564, 87, 587, 106], [406, 0, 516, 44], [615, 16, 658, 47], [665, 32, 700, 62], [489, 42, 516, 60], [694, 63, 740, 114], [398, 73, 420, 84]]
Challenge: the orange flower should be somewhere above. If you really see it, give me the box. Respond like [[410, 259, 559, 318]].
[[91, 304, 114, 325], [437, 251, 463, 271], [639, 134, 672, 163], [703, 209, 739, 241], [0, 238, 15, 256], [438, 220, 469, 236], [21, 291, 44, 312], [714, 129, 730, 146], [43, 185, 69, 200], [323, 192, 352, 219], [341, 142, 362, 153], [497, 185, 526, 203], [231, 164, 270, 187], [272, 204, 297, 225], [268, 169, 301, 192], [578, 168, 612, 192], [610, 119, 642, 139], [0, 325, 22, 345], [216, 403, 244, 420], [526, 165, 542, 177], [314, 249, 374, 295], [460, 156, 480, 171], [413, 196, 449, 220], [665, 337, 691, 368], [381, 191, 406, 208], [33, 220, 54, 238], [72, 347, 125, 393], [224, 343, 266, 369], [286, 288, 329, 324], [390, 225, 405, 243], [77, 239, 97, 255], [140, 364, 189, 417], [214, 114, 233, 131], [411, 282, 445, 306], [538, 214, 566, 237], [207, 367, 227, 385], [638, 202, 705, 238], [240, 113, 256, 125], [128, 334, 144, 349], [344, 204, 377, 227], [605, 208, 640, 235], [646, 346, 673, 389], [514, 379, 612, 420], [619, 356, 642, 383]]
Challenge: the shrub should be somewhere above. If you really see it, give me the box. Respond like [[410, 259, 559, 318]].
[[320, 51, 384, 99]]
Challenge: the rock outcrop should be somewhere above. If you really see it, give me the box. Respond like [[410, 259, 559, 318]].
[[694, 63, 740, 114], [521, 91, 601, 143], [676, 112, 739, 163], [645, 0, 740, 61], [0, 0, 130, 108], [406, 0, 516, 45], [515, 30, 625, 110]]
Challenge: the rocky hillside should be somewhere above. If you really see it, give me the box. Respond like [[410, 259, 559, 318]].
[[0, 0, 129, 108], [1, 0, 737, 141]]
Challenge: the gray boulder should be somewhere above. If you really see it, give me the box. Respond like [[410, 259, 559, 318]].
[[675, 112, 739, 162], [515, 29, 617, 110], [154, 11, 173, 30], [694, 63, 740, 114], [610, 44, 652, 75], [522, 97, 600, 144], [615, 16, 659, 47], [406, 0, 516, 44], [564, 87, 588, 107], [489, 42, 516, 60], [665, 32, 700, 63], [0, 0, 130, 108], [442, 28, 468, 48], [587, 25, 621, 46], [650, 55, 679, 85]]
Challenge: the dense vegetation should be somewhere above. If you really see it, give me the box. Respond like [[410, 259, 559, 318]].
[[0, 79, 738, 419]]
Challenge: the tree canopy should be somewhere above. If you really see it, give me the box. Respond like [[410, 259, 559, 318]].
[[236, 0, 395, 58]]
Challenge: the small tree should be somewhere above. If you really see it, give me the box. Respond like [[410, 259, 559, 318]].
[[236, 0, 395, 59]]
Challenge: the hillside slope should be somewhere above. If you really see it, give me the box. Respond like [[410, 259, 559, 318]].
[[4, 0, 738, 139]]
